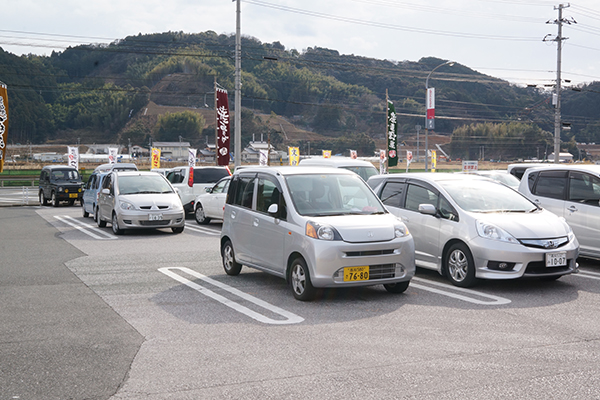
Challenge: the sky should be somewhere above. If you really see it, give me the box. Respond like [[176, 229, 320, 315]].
[[2, 0, 600, 87]]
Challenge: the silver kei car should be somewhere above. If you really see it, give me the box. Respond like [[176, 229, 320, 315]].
[[368, 173, 579, 287], [96, 171, 185, 235], [220, 166, 415, 301]]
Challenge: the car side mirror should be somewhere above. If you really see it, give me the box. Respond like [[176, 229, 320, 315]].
[[418, 203, 437, 216], [205, 187, 212, 193], [268, 203, 278, 215], [101, 188, 110, 195]]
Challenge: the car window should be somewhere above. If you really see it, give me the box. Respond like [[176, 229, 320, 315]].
[[438, 195, 458, 221], [193, 168, 230, 184], [405, 184, 437, 212], [527, 171, 539, 192], [442, 179, 537, 212], [569, 172, 600, 205], [341, 166, 378, 181], [256, 178, 280, 214], [51, 169, 79, 180], [379, 181, 405, 208], [118, 175, 174, 195], [232, 175, 255, 209], [533, 170, 568, 200], [166, 170, 185, 184], [212, 179, 229, 194]]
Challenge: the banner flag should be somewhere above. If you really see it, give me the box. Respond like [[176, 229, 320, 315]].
[[188, 148, 197, 167], [288, 147, 300, 166], [216, 86, 230, 166], [322, 150, 331, 158], [108, 148, 118, 164], [0, 82, 8, 173], [67, 146, 79, 170], [431, 150, 437, 172], [379, 149, 387, 174], [350, 150, 357, 159], [259, 149, 268, 166], [151, 148, 161, 169], [406, 150, 413, 172], [387, 99, 398, 167]]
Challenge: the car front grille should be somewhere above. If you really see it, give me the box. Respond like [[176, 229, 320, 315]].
[[524, 260, 572, 275], [345, 249, 395, 257], [519, 237, 569, 249], [139, 205, 170, 210], [368, 263, 396, 280], [139, 220, 170, 226]]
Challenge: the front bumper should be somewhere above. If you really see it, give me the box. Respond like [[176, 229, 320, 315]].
[[116, 210, 185, 230]]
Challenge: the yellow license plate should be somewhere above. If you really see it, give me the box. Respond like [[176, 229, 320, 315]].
[[68, 193, 78, 198], [343, 266, 369, 282]]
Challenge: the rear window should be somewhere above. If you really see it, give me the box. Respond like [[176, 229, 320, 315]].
[[193, 168, 230, 184]]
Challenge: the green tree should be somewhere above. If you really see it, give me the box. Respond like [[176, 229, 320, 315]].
[[155, 111, 205, 142]]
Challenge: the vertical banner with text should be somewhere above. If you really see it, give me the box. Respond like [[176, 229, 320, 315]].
[[151, 148, 161, 169], [108, 148, 118, 164], [288, 147, 299, 166], [188, 148, 197, 167], [0, 83, 8, 173], [67, 146, 79, 170], [216, 86, 230, 166], [406, 150, 413, 172], [387, 99, 398, 167]]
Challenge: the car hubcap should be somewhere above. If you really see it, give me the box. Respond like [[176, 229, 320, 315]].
[[448, 250, 468, 282], [196, 207, 205, 222], [291, 264, 306, 295], [223, 246, 234, 270], [112, 215, 119, 233]]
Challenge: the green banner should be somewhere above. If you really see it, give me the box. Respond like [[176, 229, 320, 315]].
[[387, 100, 398, 167]]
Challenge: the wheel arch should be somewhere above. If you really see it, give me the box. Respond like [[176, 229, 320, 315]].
[[285, 252, 306, 284], [441, 239, 471, 275]]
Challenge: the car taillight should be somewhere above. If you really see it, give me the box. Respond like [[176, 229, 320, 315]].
[[188, 167, 194, 187]]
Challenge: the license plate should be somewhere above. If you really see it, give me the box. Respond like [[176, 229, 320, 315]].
[[546, 251, 567, 267], [343, 266, 369, 282], [149, 213, 163, 221], [68, 193, 78, 198]]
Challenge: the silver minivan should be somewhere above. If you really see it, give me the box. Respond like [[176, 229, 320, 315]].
[[220, 166, 415, 301]]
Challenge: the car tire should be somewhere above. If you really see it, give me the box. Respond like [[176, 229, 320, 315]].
[[194, 203, 211, 225], [82, 200, 89, 218], [445, 242, 477, 288], [172, 226, 184, 234], [51, 191, 59, 207], [39, 191, 48, 206], [221, 240, 242, 276], [290, 257, 317, 301], [96, 208, 106, 228], [384, 280, 410, 294], [111, 212, 124, 235]]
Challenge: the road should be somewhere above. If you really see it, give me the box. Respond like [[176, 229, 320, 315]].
[[1, 205, 600, 399]]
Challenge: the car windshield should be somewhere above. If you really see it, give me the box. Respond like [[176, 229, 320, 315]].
[[341, 166, 378, 181], [118, 175, 174, 195], [440, 179, 537, 213], [479, 172, 520, 189], [286, 173, 386, 216], [51, 169, 80, 181]]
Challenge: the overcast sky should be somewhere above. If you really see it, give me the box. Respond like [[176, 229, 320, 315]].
[[2, 0, 599, 87]]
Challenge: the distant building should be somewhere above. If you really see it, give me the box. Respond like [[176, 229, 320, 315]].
[[548, 152, 574, 162], [152, 141, 191, 161]]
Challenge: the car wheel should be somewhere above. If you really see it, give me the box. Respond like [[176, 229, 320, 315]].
[[221, 240, 242, 276], [96, 208, 106, 228], [172, 226, 184, 234], [194, 203, 211, 225], [445, 242, 477, 288], [82, 200, 89, 218], [39, 191, 48, 206], [111, 212, 124, 235], [384, 280, 410, 294], [51, 192, 59, 207], [290, 257, 316, 301]]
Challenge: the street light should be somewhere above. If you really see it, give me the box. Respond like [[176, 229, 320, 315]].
[[425, 60, 454, 171]]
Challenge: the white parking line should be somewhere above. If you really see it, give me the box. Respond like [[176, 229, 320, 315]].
[[184, 223, 220, 236], [159, 267, 304, 325], [54, 215, 117, 240], [411, 277, 512, 305], [574, 270, 600, 280]]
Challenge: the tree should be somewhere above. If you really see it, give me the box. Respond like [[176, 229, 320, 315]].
[[155, 111, 205, 142]]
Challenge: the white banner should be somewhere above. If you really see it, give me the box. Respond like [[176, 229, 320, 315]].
[[108, 147, 118, 164], [67, 146, 79, 170], [188, 148, 197, 167], [259, 149, 269, 166]]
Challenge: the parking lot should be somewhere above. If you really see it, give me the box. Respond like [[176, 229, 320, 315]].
[[2, 205, 600, 399]]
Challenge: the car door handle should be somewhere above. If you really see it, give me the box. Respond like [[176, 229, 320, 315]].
[[230, 210, 236, 220], [534, 199, 541, 204], [567, 205, 578, 213], [401, 216, 409, 223], [253, 217, 259, 227]]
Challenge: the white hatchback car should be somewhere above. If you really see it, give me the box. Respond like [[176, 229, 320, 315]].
[[194, 176, 231, 224], [518, 165, 600, 259], [220, 166, 415, 301], [368, 173, 579, 287]]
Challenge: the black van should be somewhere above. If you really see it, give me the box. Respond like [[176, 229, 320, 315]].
[[38, 165, 83, 206]]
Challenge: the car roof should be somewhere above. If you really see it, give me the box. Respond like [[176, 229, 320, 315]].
[[113, 170, 163, 177], [299, 157, 376, 168], [233, 166, 357, 177], [42, 165, 77, 171], [523, 164, 600, 176], [370, 172, 491, 183], [94, 163, 138, 172]]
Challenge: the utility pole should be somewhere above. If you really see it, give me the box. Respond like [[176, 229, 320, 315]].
[[234, 0, 242, 168], [545, 4, 576, 164]]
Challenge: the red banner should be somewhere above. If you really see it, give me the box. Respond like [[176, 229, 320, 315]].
[[216, 87, 230, 166], [0, 83, 8, 173]]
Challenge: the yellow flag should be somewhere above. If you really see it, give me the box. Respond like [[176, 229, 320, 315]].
[[322, 150, 331, 158], [288, 147, 300, 166], [431, 150, 437, 172], [0, 83, 8, 173], [151, 148, 161, 169]]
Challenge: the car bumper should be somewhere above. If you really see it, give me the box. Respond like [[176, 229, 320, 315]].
[[470, 237, 580, 280], [116, 210, 185, 230], [306, 235, 416, 288]]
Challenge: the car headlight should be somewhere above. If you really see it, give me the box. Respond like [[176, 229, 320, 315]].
[[394, 222, 410, 238], [476, 220, 518, 244], [558, 217, 576, 242], [58, 186, 64, 192], [119, 201, 135, 211], [305, 221, 341, 241]]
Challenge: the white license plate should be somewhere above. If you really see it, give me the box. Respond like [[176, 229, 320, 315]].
[[148, 213, 163, 221], [546, 251, 566, 267]]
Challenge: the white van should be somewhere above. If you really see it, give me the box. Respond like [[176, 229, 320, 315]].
[[298, 157, 378, 181]]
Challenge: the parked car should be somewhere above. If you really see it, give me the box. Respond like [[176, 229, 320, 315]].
[[518, 165, 600, 260], [82, 171, 109, 218], [368, 173, 579, 287], [298, 156, 378, 181], [166, 166, 231, 213], [194, 176, 231, 224], [94, 163, 138, 173], [38, 165, 83, 207], [507, 163, 553, 180], [96, 171, 185, 235], [220, 166, 415, 301], [472, 170, 520, 190]]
